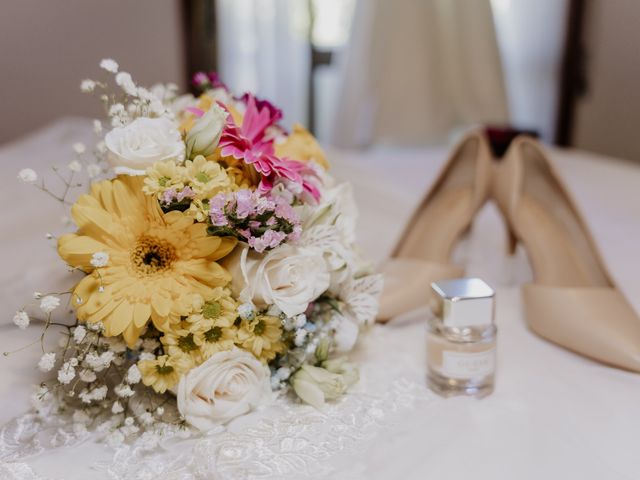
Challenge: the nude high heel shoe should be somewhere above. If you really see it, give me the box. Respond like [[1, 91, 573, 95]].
[[494, 136, 640, 371], [377, 130, 494, 321]]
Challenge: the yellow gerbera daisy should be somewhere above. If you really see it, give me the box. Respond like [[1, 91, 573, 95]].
[[57, 175, 236, 346], [138, 354, 190, 393], [237, 315, 284, 362]]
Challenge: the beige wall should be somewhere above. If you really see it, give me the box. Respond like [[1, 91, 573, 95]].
[[0, 0, 185, 145], [573, 0, 640, 162]]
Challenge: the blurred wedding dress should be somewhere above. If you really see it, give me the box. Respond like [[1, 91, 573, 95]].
[[331, 0, 509, 147]]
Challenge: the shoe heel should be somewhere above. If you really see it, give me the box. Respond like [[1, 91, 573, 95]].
[[506, 227, 518, 255]]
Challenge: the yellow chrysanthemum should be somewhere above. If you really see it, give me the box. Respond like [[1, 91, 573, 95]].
[[237, 315, 284, 362], [138, 354, 190, 393], [160, 329, 200, 367], [57, 176, 236, 346], [142, 160, 186, 197], [184, 155, 232, 198], [275, 124, 330, 170], [199, 322, 237, 360], [198, 287, 238, 327]]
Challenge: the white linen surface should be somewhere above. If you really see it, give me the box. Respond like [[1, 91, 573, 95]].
[[0, 118, 639, 479]]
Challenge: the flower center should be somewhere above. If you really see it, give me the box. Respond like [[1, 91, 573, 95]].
[[253, 320, 266, 335], [196, 172, 211, 183], [204, 326, 223, 342], [202, 301, 222, 319], [155, 364, 174, 375], [131, 236, 177, 276], [177, 333, 198, 352]]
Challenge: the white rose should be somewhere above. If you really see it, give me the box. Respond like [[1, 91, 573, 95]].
[[177, 349, 272, 431], [105, 117, 185, 175], [224, 244, 330, 318], [185, 103, 227, 159]]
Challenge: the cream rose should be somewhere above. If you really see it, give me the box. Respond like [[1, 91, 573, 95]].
[[224, 244, 330, 318], [185, 103, 227, 159], [105, 117, 185, 175], [177, 349, 271, 431]]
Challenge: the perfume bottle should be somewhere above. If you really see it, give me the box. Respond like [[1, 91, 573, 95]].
[[426, 278, 497, 397]]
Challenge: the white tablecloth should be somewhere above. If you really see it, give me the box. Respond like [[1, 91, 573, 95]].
[[0, 119, 639, 479]]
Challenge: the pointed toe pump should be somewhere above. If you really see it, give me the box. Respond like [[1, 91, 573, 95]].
[[377, 130, 494, 321], [494, 136, 640, 372]]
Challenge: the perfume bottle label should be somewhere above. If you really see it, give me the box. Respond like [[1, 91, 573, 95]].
[[442, 348, 496, 379]]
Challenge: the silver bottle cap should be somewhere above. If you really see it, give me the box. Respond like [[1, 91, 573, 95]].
[[430, 278, 495, 328]]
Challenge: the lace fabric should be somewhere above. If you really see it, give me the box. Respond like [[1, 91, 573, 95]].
[[0, 335, 434, 480]]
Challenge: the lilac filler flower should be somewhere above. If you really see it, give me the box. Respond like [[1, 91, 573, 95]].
[[207, 190, 301, 252], [235, 189, 255, 219]]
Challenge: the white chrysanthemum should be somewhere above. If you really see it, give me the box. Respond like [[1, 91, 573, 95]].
[[39, 295, 60, 314], [80, 79, 96, 92], [38, 352, 56, 372], [126, 364, 141, 384], [73, 325, 87, 343], [72, 142, 86, 154], [111, 401, 124, 414], [18, 168, 38, 184], [68, 160, 82, 173], [13, 310, 29, 329], [99, 58, 119, 73], [57, 362, 76, 384], [90, 251, 109, 268]]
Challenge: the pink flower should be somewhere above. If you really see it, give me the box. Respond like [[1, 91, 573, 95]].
[[239, 93, 283, 125], [219, 95, 304, 193]]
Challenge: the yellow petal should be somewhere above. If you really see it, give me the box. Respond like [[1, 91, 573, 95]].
[[105, 300, 135, 337], [57, 234, 109, 270], [133, 302, 151, 328]]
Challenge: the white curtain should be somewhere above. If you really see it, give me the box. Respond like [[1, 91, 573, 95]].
[[491, 0, 569, 143], [216, 0, 310, 129], [331, 0, 509, 147]]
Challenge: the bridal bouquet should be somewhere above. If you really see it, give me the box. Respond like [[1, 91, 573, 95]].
[[13, 59, 382, 443]]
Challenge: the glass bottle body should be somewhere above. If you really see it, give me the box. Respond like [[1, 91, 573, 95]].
[[426, 317, 497, 398]]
